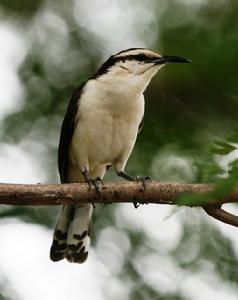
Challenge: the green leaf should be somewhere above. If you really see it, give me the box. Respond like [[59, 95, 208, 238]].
[[211, 141, 236, 155]]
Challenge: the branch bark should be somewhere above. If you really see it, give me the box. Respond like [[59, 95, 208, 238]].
[[0, 181, 237, 227], [203, 206, 238, 227]]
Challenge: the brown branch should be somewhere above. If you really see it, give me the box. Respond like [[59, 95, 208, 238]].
[[203, 206, 238, 227], [0, 181, 238, 227]]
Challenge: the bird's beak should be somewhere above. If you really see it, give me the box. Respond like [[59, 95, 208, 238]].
[[154, 55, 192, 64]]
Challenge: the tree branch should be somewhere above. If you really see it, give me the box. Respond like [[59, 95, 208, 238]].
[[0, 181, 238, 227], [203, 206, 238, 227]]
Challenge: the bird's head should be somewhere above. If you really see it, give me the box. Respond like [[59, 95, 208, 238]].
[[94, 48, 191, 93]]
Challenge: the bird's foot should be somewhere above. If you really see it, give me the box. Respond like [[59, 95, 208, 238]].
[[136, 175, 152, 186], [133, 176, 152, 209], [116, 171, 151, 208], [92, 177, 103, 193], [87, 177, 103, 193], [82, 170, 103, 193], [82, 171, 103, 208]]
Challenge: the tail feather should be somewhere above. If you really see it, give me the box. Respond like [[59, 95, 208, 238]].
[[50, 204, 93, 263], [50, 205, 73, 262], [66, 204, 92, 263]]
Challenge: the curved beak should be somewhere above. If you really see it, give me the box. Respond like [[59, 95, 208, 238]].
[[154, 55, 192, 65]]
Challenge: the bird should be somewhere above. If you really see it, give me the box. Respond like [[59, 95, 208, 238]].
[[50, 48, 191, 263]]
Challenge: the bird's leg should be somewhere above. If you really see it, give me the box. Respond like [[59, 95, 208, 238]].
[[117, 171, 135, 181], [117, 171, 151, 208], [82, 169, 91, 184]]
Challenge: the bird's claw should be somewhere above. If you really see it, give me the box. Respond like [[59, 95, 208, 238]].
[[93, 177, 103, 193], [133, 201, 149, 209], [133, 202, 140, 209], [136, 175, 152, 184], [86, 177, 103, 193], [133, 175, 152, 208], [87, 178, 103, 208], [136, 175, 152, 190]]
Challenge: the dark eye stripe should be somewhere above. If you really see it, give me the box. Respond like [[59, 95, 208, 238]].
[[136, 54, 148, 61], [119, 54, 154, 62], [93, 54, 157, 78]]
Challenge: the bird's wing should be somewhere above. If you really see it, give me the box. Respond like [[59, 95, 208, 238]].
[[138, 116, 144, 133], [58, 83, 86, 182]]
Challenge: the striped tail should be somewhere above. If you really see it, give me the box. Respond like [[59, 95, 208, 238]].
[[50, 204, 93, 263]]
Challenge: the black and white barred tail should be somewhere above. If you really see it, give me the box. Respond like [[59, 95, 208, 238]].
[[50, 204, 92, 263]]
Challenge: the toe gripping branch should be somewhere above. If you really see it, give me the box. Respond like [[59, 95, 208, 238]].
[[82, 170, 104, 208], [82, 170, 103, 193], [133, 176, 152, 208], [116, 171, 152, 208]]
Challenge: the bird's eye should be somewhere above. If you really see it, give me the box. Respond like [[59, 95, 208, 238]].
[[137, 54, 145, 61]]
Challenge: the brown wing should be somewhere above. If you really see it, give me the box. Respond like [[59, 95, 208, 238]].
[[58, 83, 86, 182]]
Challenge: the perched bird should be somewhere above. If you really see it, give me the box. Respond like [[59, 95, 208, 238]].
[[50, 48, 191, 263]]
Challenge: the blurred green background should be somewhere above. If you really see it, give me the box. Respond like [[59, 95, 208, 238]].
[[0, 0, 238, 299]]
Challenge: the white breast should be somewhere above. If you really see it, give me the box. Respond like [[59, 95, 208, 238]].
[[70, 78, 144, 169]]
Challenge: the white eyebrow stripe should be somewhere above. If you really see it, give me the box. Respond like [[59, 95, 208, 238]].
[[116, 49, 161, 58]]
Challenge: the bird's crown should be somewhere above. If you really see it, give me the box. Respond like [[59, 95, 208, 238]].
[[94, 48, 191, 78], [94, 48, 161, 78]]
